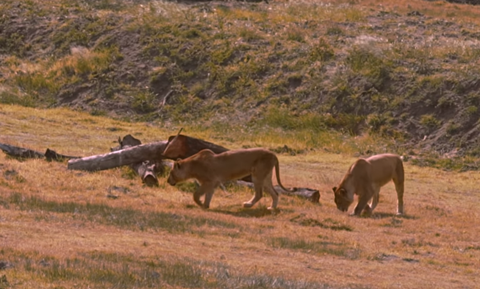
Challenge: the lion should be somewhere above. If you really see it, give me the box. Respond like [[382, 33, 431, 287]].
[[332, 153, 404, 216], [166, 148, 295, 210]]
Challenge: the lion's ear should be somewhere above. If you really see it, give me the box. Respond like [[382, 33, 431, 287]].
[[332, 187, 337, 193]]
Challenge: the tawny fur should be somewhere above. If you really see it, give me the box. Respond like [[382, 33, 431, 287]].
[[332, 153, 405, 216], [167, 148, 294, 210]]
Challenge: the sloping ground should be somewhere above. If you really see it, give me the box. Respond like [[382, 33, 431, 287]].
[[1, 0, 480, 163]]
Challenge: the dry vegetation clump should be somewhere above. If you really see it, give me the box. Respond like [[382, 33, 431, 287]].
[[1, 105, 480, 288]]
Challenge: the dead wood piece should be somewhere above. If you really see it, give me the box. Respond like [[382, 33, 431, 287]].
[[0, 143, 45, 159], [276, 186, 320, 203], [103, 134, 166, 187], [0, 143, 80, 162], [110, 134, 142, 152], [162, 134, 229, 160], [237, 181, 320, 203], [134, 162, 159, 186], [44, 148, 80, 162], [110, 134, 159, 187], [130, 160, 159, 187]]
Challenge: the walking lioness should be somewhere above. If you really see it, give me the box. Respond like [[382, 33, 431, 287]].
[[167, 148, 295, 210], [332, 153, 404, 216]]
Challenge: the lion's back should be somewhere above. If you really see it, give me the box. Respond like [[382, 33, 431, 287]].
[[365, 154, 403, 184]]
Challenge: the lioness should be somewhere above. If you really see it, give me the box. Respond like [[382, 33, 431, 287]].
[[332, 153, 404, 216], [167, 148, 295, 210]]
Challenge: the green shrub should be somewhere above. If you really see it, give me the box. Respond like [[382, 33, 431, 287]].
[[309, 38, 335, 62], [420, 114, 440, 129], [0, 91, 36, 107], [466, 106, 478, 116], [132, 91, 157, 113], [446, 120, 460, 135], [345, 46, 391, 87]]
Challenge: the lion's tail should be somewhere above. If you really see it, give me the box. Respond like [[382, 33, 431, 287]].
[[274, 159, 296, 194]]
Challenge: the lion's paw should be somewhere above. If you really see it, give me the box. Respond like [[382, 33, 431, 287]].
[[243, 202, 254, 208], [363, 206, 373, 217]]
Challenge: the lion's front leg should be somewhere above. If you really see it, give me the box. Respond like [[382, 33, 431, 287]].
[[362, 187, 380, 216], [203, 183, 218, 209], [193, 182, 216, 209], [353, 185, 374, 216], [193, 189, 205, 208], [394, 179, 405, 215]]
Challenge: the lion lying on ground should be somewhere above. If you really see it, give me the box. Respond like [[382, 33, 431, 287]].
[[332, 153, 404, 216], [166, 148, 295, 210]]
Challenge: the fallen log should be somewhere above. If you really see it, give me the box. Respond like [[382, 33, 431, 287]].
[[111, 134, 160, 187], [0, 143, 45, 159], [67, 140, 168, 171], [67, 133, 227, 172], [0, 142, 79, 161]]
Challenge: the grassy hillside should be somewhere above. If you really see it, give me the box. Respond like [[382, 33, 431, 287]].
[[1, 104, 480, 288], [1, 0, 480, 170]]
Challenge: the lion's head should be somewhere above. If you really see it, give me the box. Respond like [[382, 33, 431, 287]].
[[332, 186, 353, 212], [167, 160, 188, 186]]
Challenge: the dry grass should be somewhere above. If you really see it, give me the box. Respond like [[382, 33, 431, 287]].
[[1, 104, 479, 288]]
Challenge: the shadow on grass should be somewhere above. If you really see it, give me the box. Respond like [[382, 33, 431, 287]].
[[212, 206, 275, 218], [371, 212, 417, 220], [290, 215, 354, 231], [4, 248, 338, 289], [268, 236, 362, 259], [1, 192, 240, 234]]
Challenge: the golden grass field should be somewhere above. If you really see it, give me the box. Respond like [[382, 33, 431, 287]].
[[1, 104, 479, 288]]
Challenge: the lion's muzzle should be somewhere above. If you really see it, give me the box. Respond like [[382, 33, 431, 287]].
[[167, 175, 176, 186]]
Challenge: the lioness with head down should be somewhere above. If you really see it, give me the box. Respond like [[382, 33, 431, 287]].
[[332, 153, 404, 216], [167, 148, 294, 210]]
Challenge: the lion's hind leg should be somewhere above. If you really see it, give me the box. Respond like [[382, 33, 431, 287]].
[[243, 175, 264, 208], [393, 178, 405, 215], [393, 159, 405, 215], [263, 174, 279, 210], [243, 163, 273, 209], [364, 186, 380, 216]]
